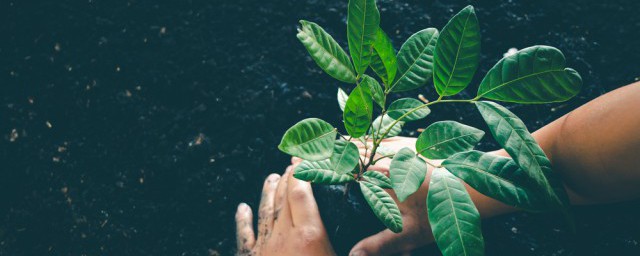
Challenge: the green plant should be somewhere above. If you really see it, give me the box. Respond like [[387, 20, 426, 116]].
[[280, 2, 581, 255]]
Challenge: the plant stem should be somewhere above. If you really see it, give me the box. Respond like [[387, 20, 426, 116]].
[[363, 98, 476, 171]]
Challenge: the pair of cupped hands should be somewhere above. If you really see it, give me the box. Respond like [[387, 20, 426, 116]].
[[235, 137, 438, 256]]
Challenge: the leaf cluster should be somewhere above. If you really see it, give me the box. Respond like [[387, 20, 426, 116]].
[[281, 3, 582, 255]]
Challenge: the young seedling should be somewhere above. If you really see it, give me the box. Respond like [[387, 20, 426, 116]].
[[280, 2, 581, 255]]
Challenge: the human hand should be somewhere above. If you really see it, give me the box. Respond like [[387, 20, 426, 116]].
[[350, 136, 437, 255], [235, 165, 336, 256]]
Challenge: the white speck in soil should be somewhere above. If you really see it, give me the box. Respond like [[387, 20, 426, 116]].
[[9, 128, 19, 142], [511, 227, 518, 233], [504, 47, 519, 57], [46, 121, 52, 128], [54, 43, 61, 52]]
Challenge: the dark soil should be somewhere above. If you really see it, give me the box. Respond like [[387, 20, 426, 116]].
[[1, 0, 639, 255]]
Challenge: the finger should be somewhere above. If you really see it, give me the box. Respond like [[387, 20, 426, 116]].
[[274, 166, 293, 228], [235, 203, 255, 253], [257, 173, 280, 243], [349, 228, 424, 256], [287, 168, 321, 226], [291, 157, 303, 165]]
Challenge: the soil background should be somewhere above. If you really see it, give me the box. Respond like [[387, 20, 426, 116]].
[[1, 0, 639, 255]]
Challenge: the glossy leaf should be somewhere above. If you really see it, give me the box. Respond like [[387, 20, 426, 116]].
[[387, 98, 431, 121], [428, 169, 485, 256], [347, 0, 380, 75], [415, 121, 484, 159], [475, 101, 570, 211], [370, 28, 398, 86], [371, 114, 404, 139], [344, 83, 373, 137], [360, 181, 403, 233], [337, 87, 348, 111], [294, 159, 355, 184], [476, 45, 582, 103], [278, 118, 337, 161], [330, 140, 360, 174], [362, 75, 385, 108], [390, 147, 428, 202], [433, 5, 481, 96], [362, 170, 392, 189], [443, 150, 546, 211], [297, 20, 357, 83], [390, 28, 439, 92]]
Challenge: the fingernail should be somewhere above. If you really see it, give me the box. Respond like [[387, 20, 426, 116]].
[[267, 173, 280, 183], [238, 202, 248, 212]]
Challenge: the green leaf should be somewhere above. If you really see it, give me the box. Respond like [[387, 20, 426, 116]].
[[389, 147, 428, 202], [337, 87, 348, 111], [387, 98, 431, 121], [370, 28, 398, 86], [428, 169, 484, 256], [390, 28, 439, 92], [330, 140, 360, 174], [376, 145, 397, 158], [370, 114, 404, 139], [344, 83, 374, 137], [347, 0, 381, 75], [443, 150, 546, 211], [476, 45, 582, 103], [433, 5, 481, 96], [294, 159, 355, 184], [278, 118, 337, 161], [475, 101, 570, 211], [359, 181, 403, 233], [362, 171, 392, 189], [415, 121, 484, 159], [362, 75, 385, 108], [297, 20, 357, 83]]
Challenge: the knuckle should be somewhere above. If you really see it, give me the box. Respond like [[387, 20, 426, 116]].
[[296, 226, 322, 245], [289, 187, 309, 201], [258, 206, 273, 217]]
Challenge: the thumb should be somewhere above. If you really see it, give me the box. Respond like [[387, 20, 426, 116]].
[[349, 228, 413, 256]]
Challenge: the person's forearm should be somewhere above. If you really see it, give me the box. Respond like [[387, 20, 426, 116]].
[[466, 82, 640, 219]]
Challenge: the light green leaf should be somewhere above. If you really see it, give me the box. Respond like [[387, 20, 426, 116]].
[[415, 121, 484, 159], [362, 171, 392, 189], [347, 0, 380, 75], [337, 87, 348, 111], [475, 101, 571, 212], [294, 159, 355, 184], [390, 147, 428, 202], [370, 28, 398, 86], [387, 98, 431, 121], [297, 20, 357, 83], [360, 181, 403, 233], [371, 114, 404, 139], [428, 169, 485, 256], [443, 150, 546, 211], [330, 140, 360, 174], [278, 118, 337, 161], [433, 5, 481, 96], [376, 145, 397, 158], [362, 75, 385, 108], [344, 83, 374, 137], [390, 28, 439, 92], [476, 45, 582, 103]]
